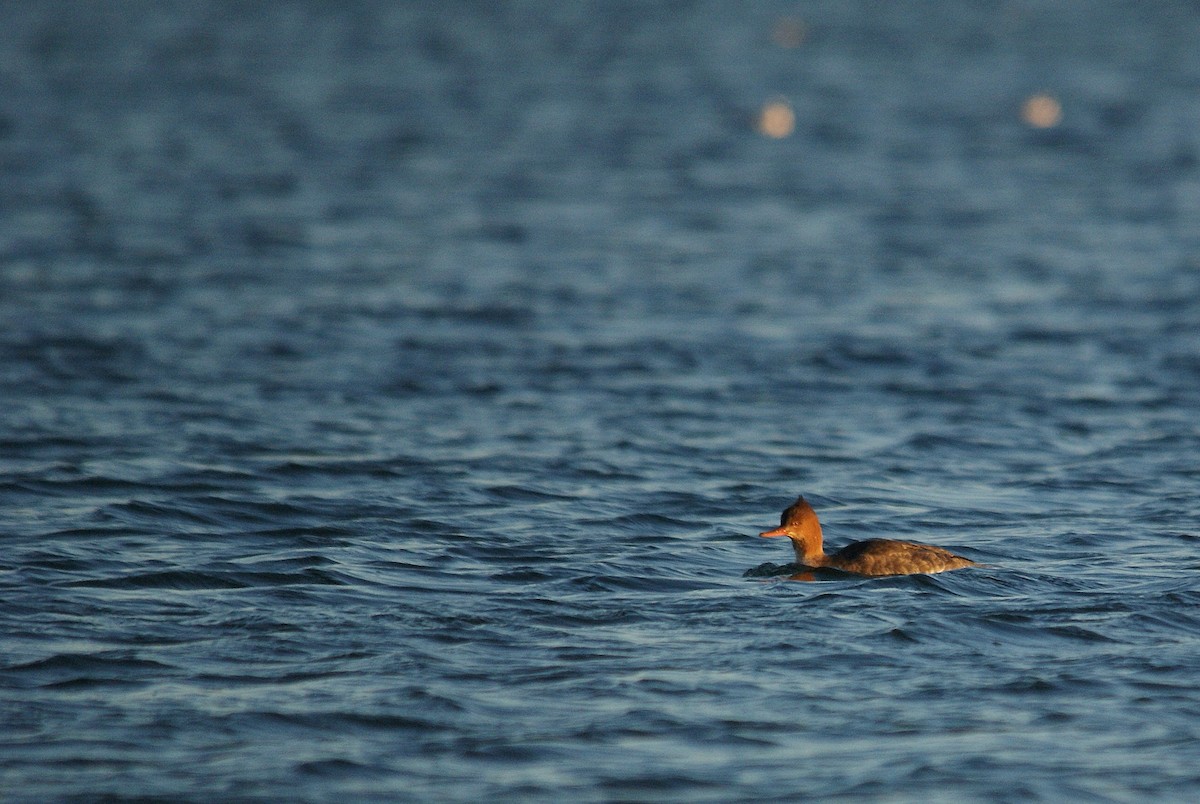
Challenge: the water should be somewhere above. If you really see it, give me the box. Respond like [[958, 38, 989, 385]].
[[3, 1, 1200, 800]]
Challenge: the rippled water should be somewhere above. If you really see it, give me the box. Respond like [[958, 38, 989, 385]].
[[4, 1, 1200, 800]]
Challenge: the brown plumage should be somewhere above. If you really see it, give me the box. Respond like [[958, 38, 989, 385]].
[[759, 496, 975, 577]]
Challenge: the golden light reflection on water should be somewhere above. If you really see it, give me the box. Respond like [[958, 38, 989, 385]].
[[1021, 93, 1063, 128], [757, 100, 795, 138]]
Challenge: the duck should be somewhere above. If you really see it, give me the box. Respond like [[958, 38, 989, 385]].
[[759, 496, 975, 576]]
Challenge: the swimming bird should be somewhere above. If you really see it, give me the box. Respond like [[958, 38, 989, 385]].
[[759, 496, 975, 576]]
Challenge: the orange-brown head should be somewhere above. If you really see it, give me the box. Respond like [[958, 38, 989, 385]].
[[760, 496, 825, 563]]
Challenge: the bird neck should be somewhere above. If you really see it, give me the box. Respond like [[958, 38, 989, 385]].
[[790, 521, 825, 564]]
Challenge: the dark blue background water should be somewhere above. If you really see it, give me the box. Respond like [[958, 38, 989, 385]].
[[4, 1, 1200, 800]]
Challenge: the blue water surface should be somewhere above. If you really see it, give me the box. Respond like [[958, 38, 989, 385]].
[[3, 1, 1200, 800]]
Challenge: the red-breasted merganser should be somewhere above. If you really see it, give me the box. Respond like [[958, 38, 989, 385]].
[[760, 496, 975, 576]]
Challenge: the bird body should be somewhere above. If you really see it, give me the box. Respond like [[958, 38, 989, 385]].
[[760, 497, 975, 577]]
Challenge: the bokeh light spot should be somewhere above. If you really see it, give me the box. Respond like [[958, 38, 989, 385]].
[[757, 100, 795, 139], [1021, 93, 1063, 128]]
